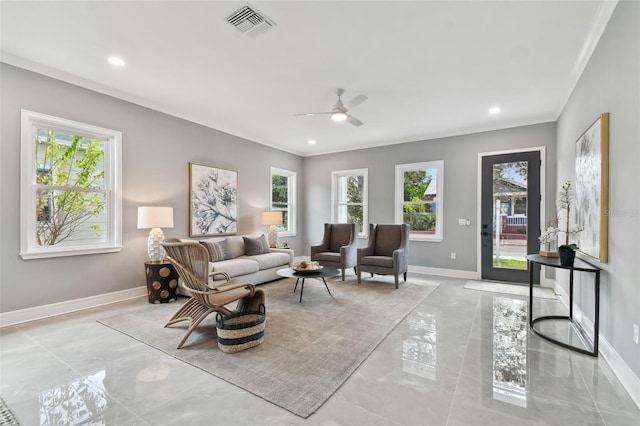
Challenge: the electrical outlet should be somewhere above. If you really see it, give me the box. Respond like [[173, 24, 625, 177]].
[[451, 252, 456, 260], [633, 324, 639, 345]]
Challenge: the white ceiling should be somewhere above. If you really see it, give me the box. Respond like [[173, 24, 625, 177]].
[[0, 1, 616, 156]]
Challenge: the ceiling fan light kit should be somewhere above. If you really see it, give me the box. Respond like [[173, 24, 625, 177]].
[[331, 112, 348, 122], [296, 88, 367, 126]]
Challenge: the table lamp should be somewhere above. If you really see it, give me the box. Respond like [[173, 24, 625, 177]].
[[262, 211, 283, 248], [137, 206, 174, 262]]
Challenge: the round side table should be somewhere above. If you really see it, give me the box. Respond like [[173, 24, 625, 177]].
[[145, 261, 179, 304]]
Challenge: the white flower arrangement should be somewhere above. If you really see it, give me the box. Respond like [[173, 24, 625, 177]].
[[539, 181, 582, 249]]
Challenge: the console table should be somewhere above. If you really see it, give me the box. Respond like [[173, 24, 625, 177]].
[[526, 254, 601, 357]]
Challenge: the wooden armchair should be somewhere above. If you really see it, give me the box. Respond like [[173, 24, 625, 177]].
[[162, 239, 264, 349], [310, 223, 358, 280], [357, 224, 409, 288]]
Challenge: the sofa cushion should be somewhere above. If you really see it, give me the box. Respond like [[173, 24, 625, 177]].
[[238, 252, 290, 270], [314, 252, 341, 263], [209, 258, 259, 278], [243, 234, 270, 256], [200, 240, 234, 261], [360, 255, 394, 268]]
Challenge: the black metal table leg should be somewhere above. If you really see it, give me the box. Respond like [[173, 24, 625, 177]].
[[299, 278, 305, 303], [526, 254, 601, 357], [529, 260, 534, 327], [569, 268, 574, 319], [294, 278, 299, 292], [594, 270, 600, 354], [322, 277, 332, 296]]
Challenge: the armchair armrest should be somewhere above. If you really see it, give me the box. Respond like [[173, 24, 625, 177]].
[[211, 279, 255, 293], [271, 247, 294, 266], [357, 245, 374, 262], [311, 223, 332, 260], [208, 271, 231, 281]]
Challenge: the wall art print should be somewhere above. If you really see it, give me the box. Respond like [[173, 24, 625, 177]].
[[574, 113, 609, 262], [189, 162, 238, 237]]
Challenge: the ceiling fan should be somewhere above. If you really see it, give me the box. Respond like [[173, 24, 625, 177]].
[[295, 89, 368, 126]]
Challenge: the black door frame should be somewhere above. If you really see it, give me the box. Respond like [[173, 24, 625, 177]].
[[477, 148, 545, 284]]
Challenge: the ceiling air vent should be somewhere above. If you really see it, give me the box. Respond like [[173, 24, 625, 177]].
[[226, 5, 275, 37]]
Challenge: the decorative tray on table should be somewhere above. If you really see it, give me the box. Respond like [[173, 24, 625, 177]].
[[293, 261, 323, 273]]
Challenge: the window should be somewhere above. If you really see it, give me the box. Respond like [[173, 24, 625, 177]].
[[395, 160, 444, 241], [270, 167, 296, 236], [20, 110, 122, 259], [332, 168, 368, 237]]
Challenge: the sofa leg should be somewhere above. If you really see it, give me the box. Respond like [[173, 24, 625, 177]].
[[357, 269, 361, 284], [370, 273, 374, 278], [395, 275, 399, 289], [353, 266, 357, 275], [341, 268, 345, 281], [404, 272, 407, 282]]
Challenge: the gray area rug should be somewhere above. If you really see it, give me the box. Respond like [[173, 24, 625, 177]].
[[464, 280, 556, 299], [99, 276, 439, 418]]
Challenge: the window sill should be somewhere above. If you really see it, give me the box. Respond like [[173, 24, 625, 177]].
[[409, 236, 443, 242], [20, 245, 123, 260], [279, 231, 296, 238]]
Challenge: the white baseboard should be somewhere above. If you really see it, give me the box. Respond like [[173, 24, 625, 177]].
[[409, 265, 480, 280], [0, 286, 147, 327], [551, 279, 640, 410], [598, 334, 640, 409]]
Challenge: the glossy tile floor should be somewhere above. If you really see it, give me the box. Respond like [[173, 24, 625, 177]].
[[1, 275, 639, 425]]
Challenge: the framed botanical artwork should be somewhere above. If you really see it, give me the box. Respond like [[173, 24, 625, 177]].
[[574, 113, 609, 262], [189, 162, 238, 237]]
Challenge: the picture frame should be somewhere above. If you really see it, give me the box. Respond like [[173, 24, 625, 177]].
[[189, 162, 238, 237], [574, 113, 609, 262]]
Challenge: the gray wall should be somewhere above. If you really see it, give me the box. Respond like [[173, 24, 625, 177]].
[[302, 122, 557, 271], [0, 64, 303, 313], [556, 0, 639, 377]]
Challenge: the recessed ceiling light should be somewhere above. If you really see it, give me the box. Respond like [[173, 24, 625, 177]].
[[308, 139, 316, 145], [108, 56, 126, 67], [489, 107, 501, 115]]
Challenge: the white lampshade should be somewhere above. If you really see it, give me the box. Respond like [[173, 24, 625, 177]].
[[137, 206, 174, 262], [137, 206, 174, 229], [262, 211, 283, 248], [261, 211, 283, 226]]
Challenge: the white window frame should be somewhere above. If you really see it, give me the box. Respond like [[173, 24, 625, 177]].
[[270, 167, 296, 237], [395, 160, 444, 242], [331, 168, 369, 238], [20, 110, 123, 259]]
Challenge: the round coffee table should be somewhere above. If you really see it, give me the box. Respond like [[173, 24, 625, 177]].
[[277, 267, 340, 302]]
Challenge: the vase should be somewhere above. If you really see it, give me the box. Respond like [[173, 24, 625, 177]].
[[558, 248, 576, 266]]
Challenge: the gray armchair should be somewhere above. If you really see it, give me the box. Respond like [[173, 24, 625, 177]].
[[357, 224, 409, 288], [310, 223, 358, 280]]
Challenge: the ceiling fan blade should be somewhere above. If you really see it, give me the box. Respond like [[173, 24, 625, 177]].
[[294, 112, 332, 117], [345, 114, 363, 127], [343, 94, 368, 111]]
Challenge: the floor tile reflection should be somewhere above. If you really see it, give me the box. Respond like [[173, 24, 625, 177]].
[[1, 276, 638, 425]]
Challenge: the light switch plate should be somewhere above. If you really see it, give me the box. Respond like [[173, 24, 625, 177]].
[[458, 219, 466, 226]]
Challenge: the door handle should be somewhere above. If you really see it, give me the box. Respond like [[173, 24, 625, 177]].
[[481, 231, 489, 236]]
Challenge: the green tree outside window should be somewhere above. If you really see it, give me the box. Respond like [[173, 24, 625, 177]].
[[35, 130, 106, 246]]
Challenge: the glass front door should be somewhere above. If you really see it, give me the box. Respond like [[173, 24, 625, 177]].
[[481, 152, 540, 283]]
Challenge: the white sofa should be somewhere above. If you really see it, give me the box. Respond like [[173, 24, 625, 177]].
[[177, 233, 293, 296]]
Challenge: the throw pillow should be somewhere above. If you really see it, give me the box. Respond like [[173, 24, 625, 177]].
[[243, 234, 270, 256], [200, 240, 234, 262]]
